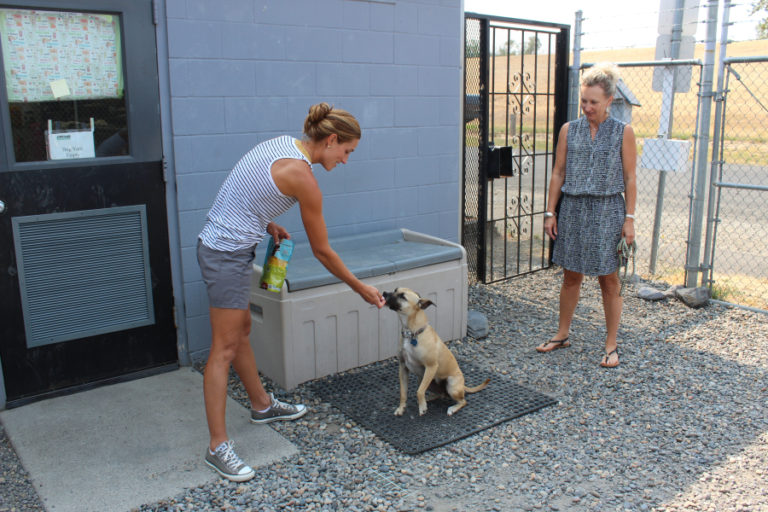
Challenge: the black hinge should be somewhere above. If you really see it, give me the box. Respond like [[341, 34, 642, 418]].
[[152, 0, 160, 25], [162, 156, 168, 183]]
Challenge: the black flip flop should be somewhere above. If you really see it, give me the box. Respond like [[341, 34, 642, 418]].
[[536, 337, 570, 353], [600, 347, 620, 368]]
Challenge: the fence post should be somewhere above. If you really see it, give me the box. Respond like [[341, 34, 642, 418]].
[[649, 0, 686, 275], [568, 10, 583, 122], [685, 0, 719, 288], [701, 0, 731, 287]]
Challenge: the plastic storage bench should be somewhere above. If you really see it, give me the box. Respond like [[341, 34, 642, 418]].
[[248, 228, 467, 389]]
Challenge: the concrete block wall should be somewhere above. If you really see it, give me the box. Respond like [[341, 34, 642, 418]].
[[164, 0, 464, 358]]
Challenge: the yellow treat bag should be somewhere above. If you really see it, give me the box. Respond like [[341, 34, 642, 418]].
[[259, 238, 294, 292]]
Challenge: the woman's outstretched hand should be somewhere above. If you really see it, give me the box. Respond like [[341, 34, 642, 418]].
[[359, 284, 385, 308]]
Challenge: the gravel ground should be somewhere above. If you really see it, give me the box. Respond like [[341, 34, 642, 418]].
[[1, 267, 767, 512]]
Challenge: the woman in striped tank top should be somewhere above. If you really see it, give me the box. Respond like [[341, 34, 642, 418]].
[[197, 103, 385, 481], [536, 63, 637, 369]]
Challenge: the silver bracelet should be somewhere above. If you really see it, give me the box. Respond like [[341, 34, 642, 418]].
[[625, 214, 635, 219]]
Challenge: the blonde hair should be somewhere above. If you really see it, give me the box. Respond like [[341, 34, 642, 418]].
[[581, 62, 621, 98], [303, 102, 361, 143]]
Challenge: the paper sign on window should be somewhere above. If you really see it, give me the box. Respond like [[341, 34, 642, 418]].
[[46, 118, 95, 160], [0, 9, 124, 102]]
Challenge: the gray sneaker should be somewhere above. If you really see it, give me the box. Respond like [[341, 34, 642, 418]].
[[251, 393, 308, 423], [205, 440, 255, 482]]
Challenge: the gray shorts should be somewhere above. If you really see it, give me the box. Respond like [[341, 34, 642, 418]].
[[197, 239, 258, 309]]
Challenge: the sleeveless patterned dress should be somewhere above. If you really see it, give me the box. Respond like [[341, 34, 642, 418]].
[[552, 116, 627, 276]]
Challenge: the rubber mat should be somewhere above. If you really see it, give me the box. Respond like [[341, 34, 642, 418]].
[[306, 357, 557, 454]]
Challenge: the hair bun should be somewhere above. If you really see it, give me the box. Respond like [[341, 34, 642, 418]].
[[595, 62, 620, 82], [303, 102, 361, 143], [581, 62, 621, 97], [306, 102, 332, 126]]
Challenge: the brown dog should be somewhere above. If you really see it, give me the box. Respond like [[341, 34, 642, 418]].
[[382, 287, 489, 416]]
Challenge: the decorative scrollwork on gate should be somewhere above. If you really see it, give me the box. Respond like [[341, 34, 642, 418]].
[[509, 95, 521, 115], [520, 193, 532, 215], [520, 216, 530, 237], [523, 72, 535, 93], [522, 95, 534, 115], [521, 134, 534, 154], [509, 72, 536, 94], [521, 155, 533, 175], [507, 218, 519, 239], [507, 196, 519, 213], [508, 72, 521, 94], [509, 93, 535, 116], [506, 193, 534, 218]]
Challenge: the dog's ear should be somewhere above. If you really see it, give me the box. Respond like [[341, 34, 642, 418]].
[[418, 298, 435, 310]]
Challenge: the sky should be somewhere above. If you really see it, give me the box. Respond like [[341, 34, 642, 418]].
[[463, 0, 758, 51]]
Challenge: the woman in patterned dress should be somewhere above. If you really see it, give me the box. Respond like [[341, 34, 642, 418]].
[[536, 63, 637, 368]]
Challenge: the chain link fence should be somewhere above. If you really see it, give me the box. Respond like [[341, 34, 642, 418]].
[[463, 17, 482, 281], [705, 58, 768, 310], [466, 6, 768, 310]]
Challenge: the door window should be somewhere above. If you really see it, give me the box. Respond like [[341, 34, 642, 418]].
[[0, 8, 128, 162]]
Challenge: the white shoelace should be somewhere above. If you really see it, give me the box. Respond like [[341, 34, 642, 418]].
[[216, 440, 244, 470]]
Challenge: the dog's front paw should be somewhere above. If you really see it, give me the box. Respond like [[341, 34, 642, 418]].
[[418, 403, 427, 416], [394, 405, 405, 416]]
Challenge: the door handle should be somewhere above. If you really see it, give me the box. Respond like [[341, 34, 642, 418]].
[[0, 199, 5, 214]]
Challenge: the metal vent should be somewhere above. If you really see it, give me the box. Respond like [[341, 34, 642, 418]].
[[12, 206, 155, 348]]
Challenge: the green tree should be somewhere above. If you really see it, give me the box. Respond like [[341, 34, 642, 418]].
[[752, 0, 768, 38], [496, 40, 520, 56], [524, 35, 541, 55], [466, 39, 481, 58]]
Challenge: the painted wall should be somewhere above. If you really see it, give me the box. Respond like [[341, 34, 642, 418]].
[[163, 0, 464, 358]]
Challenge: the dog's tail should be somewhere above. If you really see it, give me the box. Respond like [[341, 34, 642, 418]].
[[465, 378, 490, 393]]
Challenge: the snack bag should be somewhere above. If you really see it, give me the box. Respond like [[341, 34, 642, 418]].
[[259, 237, 294, 292]]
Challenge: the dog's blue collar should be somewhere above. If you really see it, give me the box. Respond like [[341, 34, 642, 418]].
[[401, 326, 426, 346]]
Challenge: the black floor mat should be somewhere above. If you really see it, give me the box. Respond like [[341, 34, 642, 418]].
[[305, 357, 557, 454]]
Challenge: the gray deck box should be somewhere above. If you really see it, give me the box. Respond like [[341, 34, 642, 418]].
[[248, 229, 468, 389]]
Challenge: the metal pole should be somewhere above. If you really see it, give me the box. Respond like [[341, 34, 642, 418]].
[[686, 0, 719, 288], [705, 68, 731, 295], [568, 10, 582, 121], [701, 0, 731, 287], [649, 0, 685, 275]]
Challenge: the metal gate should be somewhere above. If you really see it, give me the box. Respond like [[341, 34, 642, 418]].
[[703, 56, 768, 311], [463, 14, 569, 283]]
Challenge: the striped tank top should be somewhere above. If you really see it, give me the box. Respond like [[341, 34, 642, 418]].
[[199, 135, 310, 252]]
